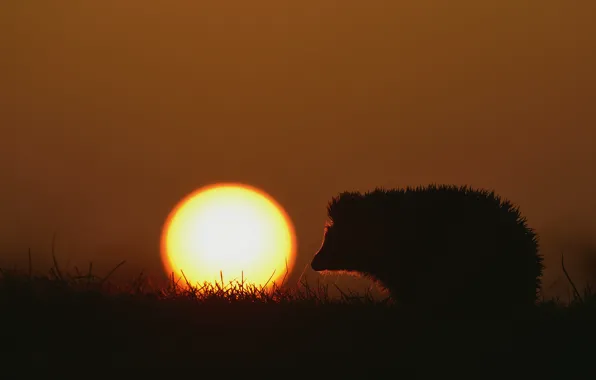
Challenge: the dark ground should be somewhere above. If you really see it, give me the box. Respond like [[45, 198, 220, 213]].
[[1, 269, 595, 371]]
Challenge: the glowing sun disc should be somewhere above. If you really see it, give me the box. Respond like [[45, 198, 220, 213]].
[[161, 183, 297, 288]]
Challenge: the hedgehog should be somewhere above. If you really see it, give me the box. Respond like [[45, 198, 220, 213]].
[[311, 184, 544, 315]]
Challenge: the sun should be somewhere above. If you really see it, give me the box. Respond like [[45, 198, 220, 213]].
[[161, 183, 297, 289]]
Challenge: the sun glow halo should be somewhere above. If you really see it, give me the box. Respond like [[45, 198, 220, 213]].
[[161, 183, 297, 289]]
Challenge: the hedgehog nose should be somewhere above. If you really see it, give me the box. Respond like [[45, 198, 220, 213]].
[[311, 250, 325, 271], [311, 258, 321, 271]]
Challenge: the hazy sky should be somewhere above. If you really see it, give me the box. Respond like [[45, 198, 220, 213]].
[[1, 1, 595, 297]]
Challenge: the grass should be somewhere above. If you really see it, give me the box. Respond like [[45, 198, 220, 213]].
[[1, 253, 596, 370]]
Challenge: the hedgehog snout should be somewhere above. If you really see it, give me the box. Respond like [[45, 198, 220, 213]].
[[311, 248, 327, 271]]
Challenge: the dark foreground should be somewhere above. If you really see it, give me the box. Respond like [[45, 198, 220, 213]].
[[1, 270, 595, 371]]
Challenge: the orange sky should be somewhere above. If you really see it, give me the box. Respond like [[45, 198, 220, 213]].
[[1, 1, 595, 297]]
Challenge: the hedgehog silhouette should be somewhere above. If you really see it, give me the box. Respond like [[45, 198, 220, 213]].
[[311, 184, 543, 315]]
